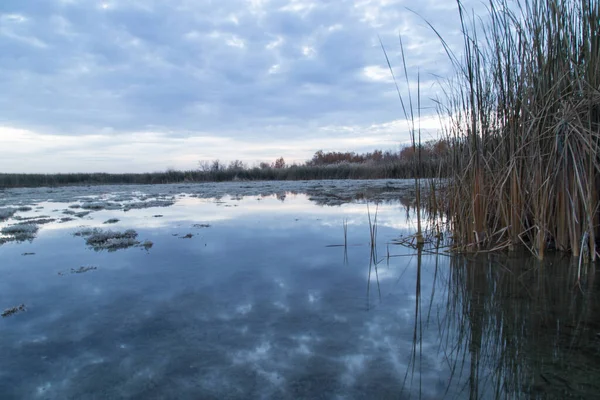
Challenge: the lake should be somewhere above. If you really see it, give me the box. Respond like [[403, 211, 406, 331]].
[[1, 180, 599, 399]]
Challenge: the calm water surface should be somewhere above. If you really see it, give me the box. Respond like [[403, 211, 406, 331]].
[[1, 193, 599, 399]]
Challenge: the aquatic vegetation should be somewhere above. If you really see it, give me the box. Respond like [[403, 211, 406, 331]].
[[436, 0, 600, 259], [75, 228, 140, 251], [71, 266, 97, 274], [58, 266, 98, 276], [14, 215, 51, 221], [123, 199, 175, 211], [0, 208, 16, 221], [1, 223, 39, 242], [63, 209, 91, 217], [180, 233, 194, 239], [17, 218, 55, 225], [81, 201, 122, 211], [1, 304, 25, 318], [73, 228, 153, 252], [103, 218, 120, 224]]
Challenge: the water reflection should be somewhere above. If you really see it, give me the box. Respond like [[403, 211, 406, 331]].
[[0, 193, 598, 399], [405, 248, 600, 399]]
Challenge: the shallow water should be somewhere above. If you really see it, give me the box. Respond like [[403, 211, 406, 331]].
[[0, 188, 599, 399]]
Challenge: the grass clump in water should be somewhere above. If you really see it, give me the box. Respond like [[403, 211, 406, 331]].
[[0, 208, 16, 222], [81, 201, 121, 210], [1, 304, 26, 318], [72, 266, 97, 273], [75, 228, 139, 251], [1, 223, 39, 242], [74, 228, 154, 252]]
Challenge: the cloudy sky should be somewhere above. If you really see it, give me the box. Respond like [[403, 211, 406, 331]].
[[0, 0, 476, 173]]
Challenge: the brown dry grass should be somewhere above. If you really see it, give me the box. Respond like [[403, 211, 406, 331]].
[[438, 0, 600, 260]]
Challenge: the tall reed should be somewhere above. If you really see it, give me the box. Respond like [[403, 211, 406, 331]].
[[438, 0, 600, 260]]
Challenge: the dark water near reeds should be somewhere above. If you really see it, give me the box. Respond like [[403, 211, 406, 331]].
[[1, 194, 599, 399]]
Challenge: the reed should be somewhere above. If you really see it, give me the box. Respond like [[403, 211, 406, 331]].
[[367, 202, 379, 262], [0, 160, 443, 189], [436, 0, 600, 260], [381, 36, 426, 246]]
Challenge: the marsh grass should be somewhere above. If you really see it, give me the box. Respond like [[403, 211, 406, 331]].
[[381, 34, 428, 246], [0, 161, 442, 188], [1, 223, 39, 242], [435, 0, 600, 260]]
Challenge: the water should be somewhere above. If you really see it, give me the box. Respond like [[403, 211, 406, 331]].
[[0, 190, 599, 399]]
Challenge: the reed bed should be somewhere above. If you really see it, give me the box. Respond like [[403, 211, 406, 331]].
[[438, 0, 600, 260], [0, 160, 442, 188]]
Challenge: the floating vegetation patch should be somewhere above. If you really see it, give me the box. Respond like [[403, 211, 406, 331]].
[[81, 201, 122, 211], [180, 233, 194, 239], [18, 218, 55, 225], [103, 218, 120, 224], [72, 266, 97, 273], [73, 228, 94, 237], [0, 208, 17, 222], [1, 223, 39, 242], [74, 228, 151, 252], [1, 304, 26, 318], [14, 215, 51, 221], [17, 206, 32, 212], [59, 266, 98, 276], [193, 224, 211, 228], [68, 204, 81, 209], [59, 217, 75, 223], [123, 199, 175, 212], [141, 240, 153, 250], [63, 209, 92, 218]]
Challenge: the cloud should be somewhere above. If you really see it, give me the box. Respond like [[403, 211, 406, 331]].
[[0, 0, 477, 172]]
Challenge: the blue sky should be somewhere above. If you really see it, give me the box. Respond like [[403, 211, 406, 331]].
[[0, 0, 475, 173]]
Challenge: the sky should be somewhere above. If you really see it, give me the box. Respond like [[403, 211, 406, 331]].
[[0, 0, 479, 173]]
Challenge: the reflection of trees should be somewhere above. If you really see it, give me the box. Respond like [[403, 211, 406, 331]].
[[407, 252, 600, 399]]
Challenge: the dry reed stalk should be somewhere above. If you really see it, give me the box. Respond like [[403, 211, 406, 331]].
[[435, 0, 600, 260]]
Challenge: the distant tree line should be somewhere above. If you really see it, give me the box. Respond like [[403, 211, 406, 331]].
[[0, 141, 449, 188], [307, 140, 449, 166]]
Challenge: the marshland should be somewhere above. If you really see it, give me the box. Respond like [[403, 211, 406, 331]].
[[1, 0, 600, 398]]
